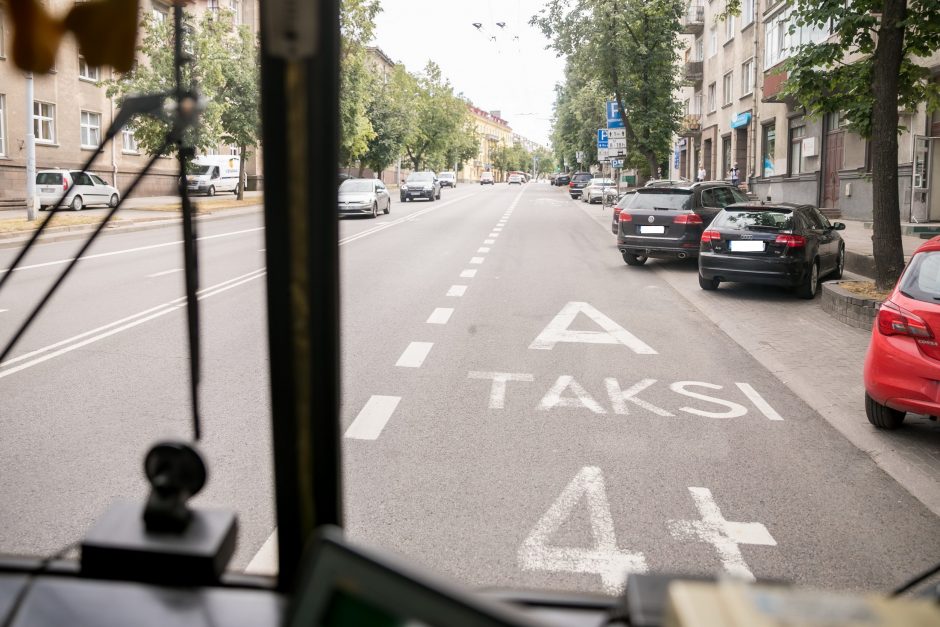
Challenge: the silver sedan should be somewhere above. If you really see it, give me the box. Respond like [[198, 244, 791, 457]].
[[338, 178, 392, 218]]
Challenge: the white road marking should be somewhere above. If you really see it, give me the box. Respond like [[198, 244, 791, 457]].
[[519, 466, 648, 594], [468, 371, 534, 409], [0, 309, 8, 314], [470, 257, 485, 264], [447, 285, 467, 297], [484, 239, 496, 244], [244, 531, 278, 575], [1, 227, 265, 275], [258, 248, 266, 252], [529, 301, 657, 354], [395, 341, 433, 368], [670, 381, 748, 419], [493, 227, 503, 232], [0, 269, 265, 378], [146, 268, 183, 278], [489, 233, 499, 238], [344, 395, 401, 440], [460, 269, 477, 278], [538, 375, 606, 414], [667, 487, 776, 582], [477, 247, 491, 253], [338, 191, 477, 247], [736, 383, 784, 421], [426, 308, 454, 324], [604, 378, 673, 417]]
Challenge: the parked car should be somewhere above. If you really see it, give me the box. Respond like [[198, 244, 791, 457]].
[[186, 156, 241, 196], [438, 171, 457, 188], [616, 182, 748, 265], [508, 173, 524, 185], [698, 202, 845, 298], [863, 236, 940, 429], [568, 172, 594, 199], [338, 178, 391, 218], [581, 178, 616, 204], [554, 173, 571, 186], [401, 172, 441, 201], [480, 171, 495, 185], [37, 169, 120, 211], [645, 178, 692, 188], [611, 191, 636, 234]]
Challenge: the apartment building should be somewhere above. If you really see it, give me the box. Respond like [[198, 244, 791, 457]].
[[0, 0, 261, 203], [671, 0, 940, 222], [460, 106, 513, 183]]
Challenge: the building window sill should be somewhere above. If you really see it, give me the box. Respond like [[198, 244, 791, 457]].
[[36, 141, 59, 147], [741, 21, 754, 33], [723, 38, 734, 47], [122, 150, 140, 155], [79, 76, 100, 84], [81, 146, 105, 152], [739, 91, 754, 100], [721, 102, 733, 109]]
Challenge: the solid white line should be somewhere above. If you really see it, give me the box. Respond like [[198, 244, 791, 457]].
[[0, 227, 265, 275], [344, 395, 401, 440], [460, 269, 477, 278], [426, 308, 454, 324], [395, 341, 434, 368], [447, 285, 468, 297], [470, 257, 485, 264], [478, 247, 491, 253], [735, 383, 784, 421], [484, 239, 495, 244], [244, 531, 278, 575], [146, 268, 182, 278]]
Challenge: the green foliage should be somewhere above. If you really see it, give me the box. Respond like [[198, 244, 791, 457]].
[[401, 62, 470, 171], [339, 0, 381, 164], [551, 74, 606, 169], [361, 65, 415, 174]]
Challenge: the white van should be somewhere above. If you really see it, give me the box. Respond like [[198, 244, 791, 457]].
[[185, 155, 241, 196]]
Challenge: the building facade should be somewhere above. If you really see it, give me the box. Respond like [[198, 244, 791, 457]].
[[0, 0, 262, 203], [460, 105, 512, 183]]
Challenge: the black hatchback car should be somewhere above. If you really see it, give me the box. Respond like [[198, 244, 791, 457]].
[[698, 203, 846, 298], [616, 182, 748, 265], [554, 173, 571, 186], [568, 172, 594, 199]]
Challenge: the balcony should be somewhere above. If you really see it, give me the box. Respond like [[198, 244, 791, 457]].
[[683, 60, 703, 85], [761, 69, 796, 106], [678, 114, 702, 138], [681, 5, 705, 35]]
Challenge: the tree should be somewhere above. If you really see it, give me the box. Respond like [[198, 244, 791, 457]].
[[551, 74, 606, 170], [401, 62, 467, 170], [535, 0, 684, 175], [441, 114, 480, 173], [219, 24, 260, 199], [780, 0, 940, 289], [532, 146, 556, 178], [361, 65, 415, 176], [339, 0, 381, 166]]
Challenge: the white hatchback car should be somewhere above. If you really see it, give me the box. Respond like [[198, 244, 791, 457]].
[[37, 170, 120, 211]]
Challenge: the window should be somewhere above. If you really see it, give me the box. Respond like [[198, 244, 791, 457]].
[[0, 94, 5, 156], [722, 72, 733, 106], [742, 0, 755, 26], [708, 26, 717, 57], [707, 82, 716, 112], [722, 135, 732, 177], [230, 0, 240, 24], [208, 0, 219, 15], [80, 110, 101, 148], [152, 2, 168, 22], [230, 146, 239, 156], [78, 56, 99, 81], [122, 127, 138, 153], [762, 124, 776, 177], [0, 5, 6, 58], [91, 174, 109, 186], [33, 101, 55, 143], [725, 13, 735, 41], [741, 58, 755, 95], [789, 126, 805, 176]]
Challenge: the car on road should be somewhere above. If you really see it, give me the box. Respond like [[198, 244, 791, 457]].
[[616, 182, 748, 265], [611, 191, 636, 234], [37, 169, 120, 211], [508, 173, 524, 185], [567, 172, 594, 199], [480, 171, 495, 185], [581, 178, 616, 204], [645, 178, 692, 188], [553, 173, 571, 186], [401, 171, 441, 201], [338, 178, 391, 218], [438, 171, 457, 188], [864, 236, 940, 429], [697, 203, 845, 298]]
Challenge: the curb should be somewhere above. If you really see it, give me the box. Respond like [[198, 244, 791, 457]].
[[844, 250, 876, 279], [821, 281, 881, 330], [0, 206, 262, 250]]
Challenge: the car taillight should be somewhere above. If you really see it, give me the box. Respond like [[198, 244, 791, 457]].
[[568, 181, 575, 187], [619, 211, 632, 222], [775, 234, 805, 248], [63, 179, 69, 190], [673, 213, 703, 224], [878, 300, 940, 360], [701, 230, 720, 242]]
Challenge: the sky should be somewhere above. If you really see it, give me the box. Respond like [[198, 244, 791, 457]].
[[371, 0, 566, 147]]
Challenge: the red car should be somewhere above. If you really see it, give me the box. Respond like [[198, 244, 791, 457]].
[[863, 236, 940, 429]]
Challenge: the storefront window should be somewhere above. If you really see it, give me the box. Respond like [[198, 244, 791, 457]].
[[762, 124, 776, 177]]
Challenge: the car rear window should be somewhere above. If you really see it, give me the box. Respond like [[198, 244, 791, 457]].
[[899, 250, 940, 304], [573, 174, 593, 182], [36, 173, 63, 185], [627, 191, 692, 211], [712, 209, 794, 231]]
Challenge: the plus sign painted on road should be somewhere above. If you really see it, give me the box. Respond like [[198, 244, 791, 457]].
[[667, 487, 776, 581]]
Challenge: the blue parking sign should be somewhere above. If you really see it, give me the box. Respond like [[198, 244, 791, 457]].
[[597, 129, 609, 148], [606, 101, 625, 129]]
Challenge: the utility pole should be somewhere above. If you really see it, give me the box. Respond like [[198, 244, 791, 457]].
[[25, 73, 37, 221]]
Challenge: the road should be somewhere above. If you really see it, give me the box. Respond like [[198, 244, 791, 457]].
[[1, 182, 938, 596]]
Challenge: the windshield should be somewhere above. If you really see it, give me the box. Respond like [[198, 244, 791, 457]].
[[2, 0, 938, 609], [899, 251, 940, 303], [36, 172, 63, 185]]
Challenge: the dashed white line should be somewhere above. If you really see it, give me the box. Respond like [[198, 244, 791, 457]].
[[478, 247, 491, 253], [146, 268, 183, 278], [344, 395, 401, 440], [493, 227, 503, 232], [447, 285, 468, 297], [489, 233, 499, 238], [396, 341, 434, 368], [0, 309, 8, 314], [484, 239, 496, 244], [426, 308, 454, 324], [460, 269, 477, 278], [470, 257, 485, 264]]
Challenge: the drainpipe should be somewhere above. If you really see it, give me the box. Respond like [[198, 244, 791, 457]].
[[109, 68, 118, 189], [25, 72, 37, 221], [750, 0, 761, 194]]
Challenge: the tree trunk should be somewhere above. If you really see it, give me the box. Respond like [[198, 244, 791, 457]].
[[358, 162, 366, 177], [870, 0, 907, 290], [238, 145, 247, 200]]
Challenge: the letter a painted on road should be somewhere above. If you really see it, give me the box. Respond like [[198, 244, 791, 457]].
[[529, 302, 657, 354]]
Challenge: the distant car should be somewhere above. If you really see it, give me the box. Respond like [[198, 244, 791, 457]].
[[401, 172, 441, 201], [698, 202, 845, 298], [338, 178, 391, 218], [554, 173, 571, 186], [581, 178, 615, 204], [611, 191, 636, 234], [480, 172, 495, 185], [37, 169, 120, 211], [616, 181, 748, 265], [508, 173, 524, 185], [438, 171, 457, 188], [568, 172, 593, 199], [645, 178, 692, 188], [864, 236, 940, 429]]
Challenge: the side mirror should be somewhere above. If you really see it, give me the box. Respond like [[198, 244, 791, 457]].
[[832, 222, 846, 231]]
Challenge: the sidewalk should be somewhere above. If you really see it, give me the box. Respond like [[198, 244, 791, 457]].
[[840, 219, 927, 278]]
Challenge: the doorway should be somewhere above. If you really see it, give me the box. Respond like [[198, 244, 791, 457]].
[[703, 138, 713, 180], [823, 113, 844, 209], [721, 135, 731, 180]]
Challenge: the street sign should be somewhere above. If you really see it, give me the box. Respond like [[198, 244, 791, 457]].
[[607, 128, 626, 139], [606, 101, 624, 129], [610, 138, 627, 150], [597, 129, 609, 148], [611, 159, 624, 169], [597, 148, 610, 161]]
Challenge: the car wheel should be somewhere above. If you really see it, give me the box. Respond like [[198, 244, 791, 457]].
[[570, 194, 577, 200], [865, 393, 906, 429], [832, 245, 845, 280], [797, 260, 819, 299], [371, 202, 378, 218], [384, 199, 390, 215], [207, 185, 216, 197], [71, 195, 84, 211], [622, 253, 648, 266], [698, 274, 720, 290], [109, 194, 119, 208]]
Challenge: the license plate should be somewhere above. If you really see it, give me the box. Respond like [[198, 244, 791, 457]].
[[729, 240, 766, 252], [639, 225, 665, 234], [41, 187, 54, 193]]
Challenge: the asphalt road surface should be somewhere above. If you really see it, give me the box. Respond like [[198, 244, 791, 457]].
[[1, 182, 938, 597]]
